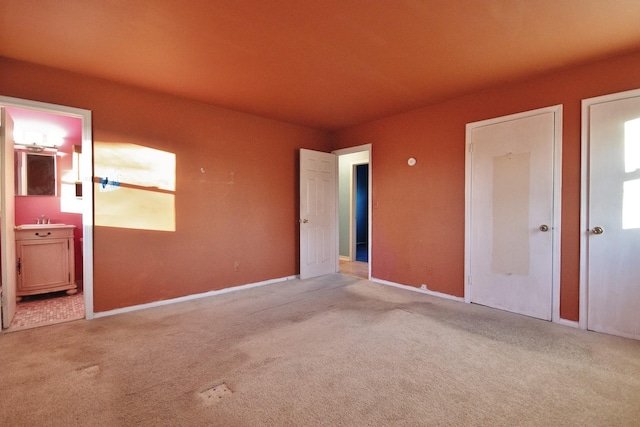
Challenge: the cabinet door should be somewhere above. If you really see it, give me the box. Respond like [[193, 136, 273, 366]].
[[17, 239, 70, 292]]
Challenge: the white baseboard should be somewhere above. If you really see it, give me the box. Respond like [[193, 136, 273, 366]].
[[553, 317, 580, 329], [339, 256, 351, 262], [371, 278, 465, 302], [93, 275, 297, 319], [371, 278, 584, 327]]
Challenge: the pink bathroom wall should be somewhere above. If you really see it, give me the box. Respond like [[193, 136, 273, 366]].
[[13, 140, 84, 289]]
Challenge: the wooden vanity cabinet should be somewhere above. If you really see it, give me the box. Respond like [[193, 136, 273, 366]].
[[15, 225, 76, 300]]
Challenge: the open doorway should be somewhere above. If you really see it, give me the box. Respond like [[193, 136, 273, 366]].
[[354, 163, 369, 262], [0, 96, 93, 331], [334, 145, 371, 280]]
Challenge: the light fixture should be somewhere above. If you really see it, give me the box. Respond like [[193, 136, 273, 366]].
[[15, 141, 58, 153], [408, 157, 417, 166], [25, 143, 47, 152], [13, 124, 65, 152]]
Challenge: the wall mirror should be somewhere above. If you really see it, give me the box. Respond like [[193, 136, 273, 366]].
[[15, 151, 57, 196]]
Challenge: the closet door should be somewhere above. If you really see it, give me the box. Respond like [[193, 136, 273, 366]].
[[466, 107, 561, 320], [584, 90, 640, 339]]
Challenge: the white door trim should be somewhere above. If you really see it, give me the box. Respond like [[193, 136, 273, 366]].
[[333, 144, 372, 279], [0, 107, 16, 328], [464, 105, 563, 322], [0, 95, 94, 320], [579, 87, 640, 331]]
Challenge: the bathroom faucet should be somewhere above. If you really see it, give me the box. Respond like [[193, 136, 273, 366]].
[[37, 214, 48, 224]]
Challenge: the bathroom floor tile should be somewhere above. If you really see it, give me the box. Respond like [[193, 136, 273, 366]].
[[6, 291, 84, 332]]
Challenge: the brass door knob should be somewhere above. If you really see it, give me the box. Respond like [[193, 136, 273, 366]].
[[539, 224, 549, 232], [592, 226, 604, 235]]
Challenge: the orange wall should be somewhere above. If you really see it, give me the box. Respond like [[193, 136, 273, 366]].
[[334, 50, 640, 322], [0, 57, 332, 312], [5, 50, 640, 320]]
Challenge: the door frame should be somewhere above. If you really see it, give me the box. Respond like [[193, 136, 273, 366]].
[[579, 88, 640, 331], [0, 95, 95, 322], [464, 105, 563, 322], [1, 107, 16, 328], [333, 144, 372, 279]]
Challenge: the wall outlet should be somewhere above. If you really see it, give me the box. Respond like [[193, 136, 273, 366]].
[[420, 284, 427, 290], [234, 261, 240, 272]]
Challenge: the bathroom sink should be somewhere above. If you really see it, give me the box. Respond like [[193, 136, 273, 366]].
[[15, 223, 70, 230]]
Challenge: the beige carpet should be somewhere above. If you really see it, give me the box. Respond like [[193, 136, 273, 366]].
[[1, 274, 638, 426]]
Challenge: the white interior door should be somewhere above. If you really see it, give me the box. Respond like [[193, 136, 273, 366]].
[[300, 148, 337, 280], [1, 107, 17, 329], [466, 107, 560, 320], [584, 91, 640, 339]]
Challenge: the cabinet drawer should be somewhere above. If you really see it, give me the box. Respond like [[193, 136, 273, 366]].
[[15, 227, 74, 240]]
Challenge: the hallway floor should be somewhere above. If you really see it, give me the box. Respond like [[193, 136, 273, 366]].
[[339, 259, 368, 279], [6, 291, 84, 332]]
